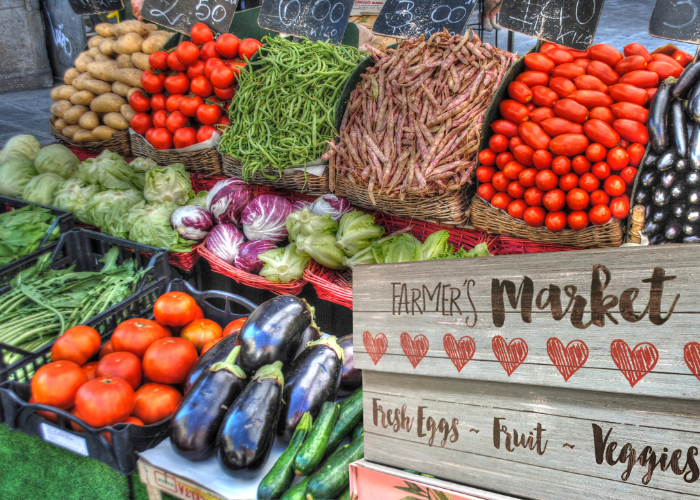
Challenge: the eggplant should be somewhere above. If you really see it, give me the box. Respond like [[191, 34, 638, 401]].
[[635, 188, 650, 205], [688, 81, 700, 107], [216, 362, 285, 477], [671, 182, 687, 199], [665, 222, 682, 241], [293, 324, 322, 360], [641, 169, 658, 188], [238, 295, 313, 375], [278, 337, 343, 443], [690, 189, 700, 204], [687, 207, 700, 223], [184, 333, 239, 393], [688, 171, 700, 188], [672, 101, 688, 157], [649, 78, 675, 153], [690, 125, 700, 170], [676, 158, 689, 174], [649, 234, 667, 245], [653, 187, 670, 207], [645, 203, 654, 220], [661, 170, 677, 189], [673, 62, 700, 98], [337, 335, 362, 396], [171, 346, 247, 461], [642, 220, 661, 235], [651, 209, 669, 223], [672, 203, 686, 219], [684, 236, 700, 243], [692, 93, 700, 124], [643, 152, 660, 169], [657, 151, 676, 171], [683, 223, 699, 236]]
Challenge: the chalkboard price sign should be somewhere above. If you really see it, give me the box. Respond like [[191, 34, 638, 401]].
[[372, 0, 477, 39], [257, 0, 354, 43], [142, 0, 237, 35], [498, 0, 606, 50], [649, 0, 700, 44], [68, 0, 124, 15]]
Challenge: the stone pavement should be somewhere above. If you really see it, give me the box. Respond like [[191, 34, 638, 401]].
[[0, 88, 54, 149]]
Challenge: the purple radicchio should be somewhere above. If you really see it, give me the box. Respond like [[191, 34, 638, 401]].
[[171, 205, 214, 241], [292, 200, 311, 212], [206, 223, 244, 264], [309, 194, 353, 222], [240, 195, 293, 242], [206, 179, 253, 225], [234, 240, 277, 274]]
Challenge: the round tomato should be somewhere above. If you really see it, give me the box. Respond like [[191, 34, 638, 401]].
[[542, 189, 565, 211], [111, 318, 172, 358], [190, 76, 213, 98], [29, 395, 58, 423], [166, 111, 189, 134], [141, 70, 165, 94], [190, 22, 213, 45], [133, 383, 182, 425], [535, 170, 558, 191], [173, 127, 197, 149], [196, 104, 222, 125], [166, 94, 186, 113], [200, 41, 219, 60], [566, 188, 590, 210], [620, 166, 638, 185], [143, 338, 198, 385], [148, 51, 168, 71], [154, 292, 197, 327], [165, 72, 190, 95], [589, 204, 612, 225], [204, 58, 225, 79], [124, 416, 144, 426], [585, 143, 607, 162], [239, 38, 262, 61], [214, 86, 235, 100], [152, 109, 168, 129], [151, 93, 167, 111], [176, 41, 200, 66], [167, 51, 187, 72], [187, 59, 206, 80], [492, 171, 509, 192], [201, 338, 222, 356], [590, 189, 610, 206], [524, 206, 546, 227], [559, 172, 580, 192], [477, 183, 496, 201], [476, 166, 496, 183], [579, 172, 601, 193], [524, 187, 545, 206], [591, 161, 611, 180], [197, 125, 218, 143], [32, 360, 87, 409], [508, 199, 528, 220], [491, 192, 512, 210], [532, 150, 553, 170], [568, 210, 589, 230], [627, 143, 645, 167], [82, 361, 98, 381], [131, 112, 153, 135], [181, 318, 223, 353], [607, 147, 629, 170], [96, 352, 142, 390], [545, 211, 568, 232], [99, 341, 114, 359], [503, 161, 525, 180], [610, 195, 630, 219], [149, 128, 173, 150], [489, 134, 509, 153], [216, 33, 240, 59], [180, 95, 204, 117], [478, 149, 496, 166], [572, 155, 591, 175], [75, 377, 135, 428], [496, 152, 515, 170], [604, 175, 626, 196], [129, 91, 151, 113], [519, 168, 537, 187], [551, 156, 571, 175], [51, 325, 101, 366], [210, 65, 235, 88], [507, 181, 526, 199]]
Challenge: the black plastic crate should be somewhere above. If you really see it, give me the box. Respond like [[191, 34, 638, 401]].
[[0, 228, 170, 379], [0, 279, 257, 475]]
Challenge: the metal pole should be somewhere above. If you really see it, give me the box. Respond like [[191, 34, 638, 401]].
[[508, 30, 514, 53]]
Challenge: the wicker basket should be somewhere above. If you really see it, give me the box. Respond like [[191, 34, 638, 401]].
[[471, 195, 624, 248], [130, 133, 223, 175], [221, 154, 330, 196], [304, 261, 353, 308], [492, 236, 583, 255], [334, 175, 474, 228], [168, 244, 202, 273], [190, 173, 228, 194], [50, 118, 131, 157]]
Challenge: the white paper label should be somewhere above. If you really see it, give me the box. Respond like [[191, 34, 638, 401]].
[[40, 423, 89, 456]]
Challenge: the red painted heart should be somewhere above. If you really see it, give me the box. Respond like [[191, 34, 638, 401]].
[[610, 340, 659, 387], [684, 342, 700, 382], [443, 334, 475, 372], [492, 336, 528, 376], [546, 338, 589, 382], [400, 332, 429, 369], [363, 331, 388, 366]]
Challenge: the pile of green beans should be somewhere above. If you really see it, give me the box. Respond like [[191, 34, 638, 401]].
[[219, 36, 364, 179]]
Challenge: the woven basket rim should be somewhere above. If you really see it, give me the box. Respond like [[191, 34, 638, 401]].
[[50, 117, 129, 149], [131, 133, 220, 158]]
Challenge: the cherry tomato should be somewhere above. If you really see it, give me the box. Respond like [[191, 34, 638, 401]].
[[530, 85, 559, 107], [552, 63, 585, 80], [216, 33, 241, 59], [508, 81, 533, 104], [196, 103, 222, 125], [572, 155, 592, 174], [619, 70, 659, 88], [508, 199, 527, 220], [567, 188, 590, 210], [176, 41, 200, 66], [627, 143, 645, 167], [524, 53, 555, 73], [519, 122, 551, 150], [496, 152, 515, 170], [590, 189, 610, 206], [167, 51, 187, 72], [152, 109, 168, 129], [549, 134, 590, 156], [524, 186, 545, 206], [524, 206, 546, 227], [491, 192, 512, 211], [530, 108, 556, 123], [477, 183, 496, 202], [166, 94, 185, 113], [519, 168, 537, 187], [610, 194, 630, 219], [190, 22, 214, 45], [573, 75, 608, 94], [568, 210, 589, 230], [180, 95, 203, 117], [187, 60, 206, 80], [490, 119, 521, 138], [516, 71, 550, 87], [540, 117, 583, 136], [549, 156, 570, 176], [604, 175, 626, 196], [149, 128, 173, 150], [479, 149, 497, 166], [489, 134, 509, 153], [509, 136, 526, 151], [535, 170, 558, 191], [173, 127, 197, 149], [546, 49, 574, 66], [589, 204, 612, 225], [532, 150, 553, 170], [672, 49, 694, 67], [583, 119, 620, 149], [200, 41, 219, 60], [165, 72, 190, 95], [620, 166, 638, 185], [492, 171, 510, 192], [606, 147, 629, 171], [204, 58, 225, 79], [512, 144, 534, 167], [499, 100, 530, 123], [624, 43, 651, 62], [238, 38, 263, 61], [141, 70, 165, 94], [613, 119, 649, 145], [554, 98, 589, 123], [545, 211, 568, 232], [197, 125, 218, 143], [214, 86, 235, 100], [586, 143, 607, 162], [589, 44, 623, 67], [543, 188, 566, 211], [586, 61, 620, 86], [559, 172, 580, 191], [148, 51, 168, 71], [614, 55, 648, 75], [507, 181, 526, 199], [476, 166, 497, 183], [591, 161, 611, 179], [648, 60, 683, 79], [579, 172, 601, 193]]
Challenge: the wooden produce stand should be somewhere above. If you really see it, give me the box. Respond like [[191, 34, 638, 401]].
[[352, 245, 700, 500]]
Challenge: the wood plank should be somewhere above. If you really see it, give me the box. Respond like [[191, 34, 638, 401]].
[[353, 245, 700, 400]]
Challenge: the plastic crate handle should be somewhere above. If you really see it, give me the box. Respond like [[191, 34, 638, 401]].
[[166, 279, 258, 318]]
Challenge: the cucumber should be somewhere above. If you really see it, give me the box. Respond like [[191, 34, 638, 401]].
[[280, 476, 312, 500], [350, 422, 363, 442], [258, 412, 313, 499], [325, 389, 363, 458], [305, 438, 364, 500], [337, 487, 352, 500], [294, 401, 340, 475]]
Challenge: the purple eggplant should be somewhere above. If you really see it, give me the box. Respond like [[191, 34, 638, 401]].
[[293, 324, 322, 360], [278, 337, 343, 442], [184, 333, 239, 393], [337, 334, 362, 396]]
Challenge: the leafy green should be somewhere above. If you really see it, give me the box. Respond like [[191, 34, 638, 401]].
[[421, 230, 453, 260], [130, 157, 158, 190], [187, 191, 208, 209], [127, 202, 195, 252], [53, 178, 101, 223], [94, 150, 141, 190], [259, 243, 310, 283], [34, 144, 79, 179], [0, 135, 40, 163], [143, 163, 193, 206], [22, 173, 64, 206], [296, 232, 346, 269], [454, 242, 490, 258], [335, 210, 385, 257], [286, 207, 338, 242], [76, 158, 100, 185], [379, 233, 423, 263], [0, 158, 37, 198], [85, 189, 144, 236], [0, 205, 60, 266]]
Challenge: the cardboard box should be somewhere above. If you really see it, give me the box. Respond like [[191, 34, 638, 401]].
[[138, 457, 224, 500]]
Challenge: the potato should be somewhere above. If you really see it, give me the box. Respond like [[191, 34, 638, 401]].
[[79, 111, 100, 130], [112, 81, 132, 97], [70, 90, 96, 106], [111, 68, 143, 88], [95, 23, 115, 38], [54, 118, 68, 131], [71, 72, 92, 91], [94, 53, 112, 62], [93, 125, 118, 141], [87, 61, 119, 81], [145, 23, 158, 31], [99, 37, 116, 56], [130, 52, 150, 71], [90, 93, 126, 113], [120, 104, 136, 122], [51, 100, 72, 118], [142, 34, 168, 54], [117, 54, 136, 69], [82, 79, 112, 95], [103, 112, 130, 130], [88, 35, 104, 49], [62, 125, 82, 138], [114, 33, 144, 55], [88, 47, 101, 58], [75, 54, 94, 73], [63, 68, 80, 85], [127, 87, 141, 100], [63, 105, 89, 124], [74, 129, 100, 143], [51, 85, 77, 101], [114, 20, 148, 37]]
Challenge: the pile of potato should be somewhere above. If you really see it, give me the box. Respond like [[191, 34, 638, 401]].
[[50, 20, 169, 143]]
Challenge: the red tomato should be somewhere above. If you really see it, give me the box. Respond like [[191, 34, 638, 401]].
[[491, 192, 512, 210], [586, 61, 620, 85], [568, 211, 589, 230], [180, 318, 223, 354], [148, 51, 168, 71], [589, 44, 623, 67], [165, 111, 189, 134], [150, 93, 167, 111], [173, 127, 197, 149], [32, 360, 87, 409], [530, 108, 556, 123], [152, 109, 167, 129], [477, 183, 496, 201], [589, 107, 615, 124], [124, 416, 144, 426], [166, 94, 185, 113], [492, 171, 510, 191], [545, 211, 568, 232], [197, 125, 218, 143], [554, 98, 589, 123], [75, 377, 135, 428], [129, 90, 151, 113], [167, 51, 187, 72], [238, 38, 262, 61], [82, 362, 98, 381], [583, 119, 620, 149], [144, 128, 155, 144], [51, 325, 101, 366], [648, 60, 683, 79], [524, 206, 546, 227], [567, 49, 590, 59], [204, 58, 225, 79], [96, 352, 142, 390], [673, 49, 694, 67], [216, 33, 241, 59], [604, 175, 626, 196], [532, 150, 553, 170], [525, 53, 555, 73], [552, 63, 585, 80], [619, 139, 631, 149], [543, 188, 566, 211], [572, 155, 592, 174], [590, 189, 610, 206], [610, 194, 630, 219], [111, 318, 171, 359], [540, 117, 583, 136], [478, 149, 497, 166], [516, 71, 550, 87], [619, 70, 659, 88], [190, 22, 213, 45], [535, 170, 558, 191], [512, 144, 535, 167], [620, 166, 638, 185], [613, 119, 649, 145], [133, 383, 182, 425], [627, 143, 645, 167], [489, 134, 509, 153], [566, 188, 590, 210], [187, 60, 206, 80], [519, 168, 537, 187], [508, 81, 533, 103], [614, 55, 648, 75], [549, 77, 577, 98], [648, 87, 659, 101], [530, 85, 559, 108], [496, 152, 513, 169], [165, 72, 190, 95], [154, 292, 197, 327], [573, 59, 590, 70], [551, 156, 571, 175], [508, 200, 527, 220], [190, 75, 213, 98], [180, 95, 204, 118], [507, 181, 526, 199], [509, 136, 525, 151], [610, 102, 648, 123], [476, 166, 497, 183], [624, 43, 651, 61], [607, 147, 629, 170], [559, 172, 580, 191], [214, 86, 235, 100], [579, 172, 601, 193], [201, 338, 222, 356], [143, 338, 198, 385], [499, 100, 530, 123], [591, 161, 611, 179], [176, 41, 200, 66], [569, 90, 614, 109], [586, 143, 607, 162], [141, 70, 165, 94], [197, 104, 222, 125], [490, 119, 521, 138], [546, 49, 574, 66], [519, 122, 551, 150], [99, 341, 114, 360], [573, 75, 608, 94], [540, 42, 559, 53], [200, 41, 219, 60], [524, 187, 545, 206], [589, 205, 612, 225], [609, 83, 648, 106], [549, 134, 590, 156]]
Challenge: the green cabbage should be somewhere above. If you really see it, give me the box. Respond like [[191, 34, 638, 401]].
[[187, 191, 208, 209], [335, 210, 385, 256], [34, 144, 79, 179], [77, 158, 100, 185], [53, 178, 101, 223], [296, 232, 346, 269], [0, 135, 40, 163], [86, 189, 144, 236], [421, 230, 453, 260], [127, 202, 196, 252], [286, 207, 338, 242], [94, 150, 140, 190], [143, 163, 193, 206], [259, 243, 310, 283], [0, 158, 37, 198], [130, 157, 158, 190], [22, 173, 64, 206]]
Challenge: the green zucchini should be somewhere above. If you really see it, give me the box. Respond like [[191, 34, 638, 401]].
[[305, 438, 364, 500], [280, 476, 312, 500], [350, 422, 363, 442], [337, 487, 352, 500], [258, 412, 313, 499], [294, 401, 340, 475], [325, 389, 363, 458]]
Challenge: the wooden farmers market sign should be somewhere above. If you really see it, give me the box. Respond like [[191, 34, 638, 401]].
[[353, 245, 700, 500]]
